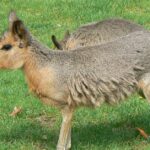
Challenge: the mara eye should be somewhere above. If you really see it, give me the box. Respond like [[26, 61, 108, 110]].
[[1, 44, 12, 51]]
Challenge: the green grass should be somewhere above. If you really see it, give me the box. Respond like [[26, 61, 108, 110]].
[[0, 0, 150, 149]]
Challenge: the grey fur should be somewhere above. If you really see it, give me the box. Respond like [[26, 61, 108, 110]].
[[52, 18, 145, 50], [32, 31, 150, 107]]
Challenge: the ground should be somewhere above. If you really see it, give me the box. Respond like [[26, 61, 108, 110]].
[[0, 0, 150, 149]]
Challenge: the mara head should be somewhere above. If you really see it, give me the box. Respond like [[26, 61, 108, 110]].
[[51, 30, 70, 50], [0, 11, 31, 69]]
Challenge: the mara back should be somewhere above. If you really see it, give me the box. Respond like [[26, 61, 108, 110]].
[[52, 18, 145, 50]]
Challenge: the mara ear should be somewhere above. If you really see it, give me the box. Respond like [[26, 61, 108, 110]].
[[9, 11, 18, 30], [12, 20, 31, 46], [9, 11, 31, 46], [51, 35, 63, 50], [64, 30, 70, 39]]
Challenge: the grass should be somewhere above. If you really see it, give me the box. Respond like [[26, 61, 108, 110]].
[[0, 0, 150, 149]]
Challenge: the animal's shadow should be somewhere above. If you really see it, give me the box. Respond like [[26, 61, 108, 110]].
[[0, 110, 150, 150]]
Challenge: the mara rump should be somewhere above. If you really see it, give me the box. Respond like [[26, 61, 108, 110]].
[[52, 18, 145, 50], [0, 12, 150, 150]]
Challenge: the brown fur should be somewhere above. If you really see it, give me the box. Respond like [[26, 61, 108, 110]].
[[0, 12, 150, 150]]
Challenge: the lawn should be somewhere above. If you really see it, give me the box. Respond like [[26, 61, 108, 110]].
[[0, 0, 150, 149]]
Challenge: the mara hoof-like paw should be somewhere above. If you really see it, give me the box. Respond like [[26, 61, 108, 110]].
[[66, 141, 71, 150], [57, 145, 68, 150]]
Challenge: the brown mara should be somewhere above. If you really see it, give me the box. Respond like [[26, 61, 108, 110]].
[[0, 12, 150, 150], [52, 18, 145, 50]]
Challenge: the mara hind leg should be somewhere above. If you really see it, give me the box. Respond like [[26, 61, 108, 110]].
[[138, 73, 150, 102]]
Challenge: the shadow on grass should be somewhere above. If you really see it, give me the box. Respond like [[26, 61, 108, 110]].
[[72, 110, 150, 149], [0, 120, 58, 149], [0, 110, 150, 149]]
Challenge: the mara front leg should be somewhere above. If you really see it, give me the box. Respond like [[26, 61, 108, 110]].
[[66, 127, 71, 149], [57, 107, 74, 150], [40, 96, 73, 149]]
